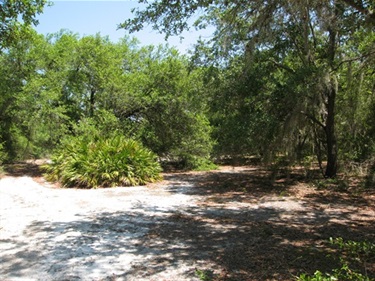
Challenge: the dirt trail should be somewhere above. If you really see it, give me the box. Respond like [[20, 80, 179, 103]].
[[0, 166, 374, 280]]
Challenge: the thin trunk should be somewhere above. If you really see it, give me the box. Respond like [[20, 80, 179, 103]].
[[89, 88, 95, 117], [324, 79, 338, 178], [313, 125, 325, 176], [324, 5, 339, 178]]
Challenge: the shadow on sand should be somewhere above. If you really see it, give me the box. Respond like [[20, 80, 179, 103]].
[[1, 164, 374, 280]]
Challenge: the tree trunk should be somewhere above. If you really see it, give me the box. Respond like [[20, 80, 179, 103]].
[[324, 77, 338, 178], [89, 88, 95, 117], [324, 8, 339, 178]]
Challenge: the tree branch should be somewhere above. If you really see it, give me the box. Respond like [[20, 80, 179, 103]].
[[268, 59, 295, 74], [334, 49, 375, 71], [301, 111, 325, 129], [339, 0, 375, 24]]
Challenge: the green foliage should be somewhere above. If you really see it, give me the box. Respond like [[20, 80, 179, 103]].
[[331, 237, 375, 258], [0, 0, 47, 50], [312, 178, 349, 192], [43, 135, 162, 188], [172, 113, 215, 170], [0, 31, 215, 168], [43, 110, 162, 188], [174, 154, 217, 171], [121, 0, 375, 178], [195, 269, 215, 281], [0, 30, 70, 160], [298, 265, 371, 281], [0, 143, 5, 162], [71, 110, 123, 141], [297, 238, 375, 281], [336, 34, 375, 165], [0, 142, 6, 174], [110, 45, 215, 168], [1, 12, 373, 177], [297, 270, 337, 281], [140, 107, 215, 170]]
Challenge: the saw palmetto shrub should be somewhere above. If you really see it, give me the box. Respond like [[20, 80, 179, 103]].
[[43, 135, 162, 188]]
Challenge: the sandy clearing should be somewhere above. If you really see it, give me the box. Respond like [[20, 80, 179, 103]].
[[0, 173, 303, 281], [1, 168, 373, 281], [0, 176, 203, 281]]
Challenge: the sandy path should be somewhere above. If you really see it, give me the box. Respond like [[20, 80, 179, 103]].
[[1, 168, 374, 280], [0, 175, 201, 281]]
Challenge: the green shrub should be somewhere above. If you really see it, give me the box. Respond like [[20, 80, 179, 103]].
[[298, 266, 371, 281], [0, 143, 6, 162], [43, 135, 162, 188], [312, 178, 349, 191], [195, 268, 215, 281], [0, 142, 6, 175], [297, 238, 374, 281], [179, 154, 218, 171], [140, 107, 215, 170]]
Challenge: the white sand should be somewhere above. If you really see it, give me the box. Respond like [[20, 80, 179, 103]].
[[0, 176, 201, 281]]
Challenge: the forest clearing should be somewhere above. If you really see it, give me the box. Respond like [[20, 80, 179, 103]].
[[0, 162, 374, 281]]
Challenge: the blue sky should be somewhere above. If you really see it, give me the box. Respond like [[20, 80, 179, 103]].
[[35, 1, 214, 53]]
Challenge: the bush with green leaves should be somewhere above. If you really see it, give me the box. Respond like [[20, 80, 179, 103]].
[[43, 135, 162, 188], [176, 154, 218, 171], [297, 237, 374, 281], [170, 113, 216, 170]]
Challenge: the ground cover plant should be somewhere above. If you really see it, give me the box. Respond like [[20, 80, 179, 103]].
[[43, 135, 162, 188], [297, 238, 375, 281]]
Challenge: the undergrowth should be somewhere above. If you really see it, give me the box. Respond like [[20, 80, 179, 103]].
[[297, 237, 375, 281]]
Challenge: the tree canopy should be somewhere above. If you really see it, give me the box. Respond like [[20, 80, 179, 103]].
[[0, 0, 47, 50], [0, 31, 214, 169], [121, 0, 375, 177], [0, 0, 374, 181]]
